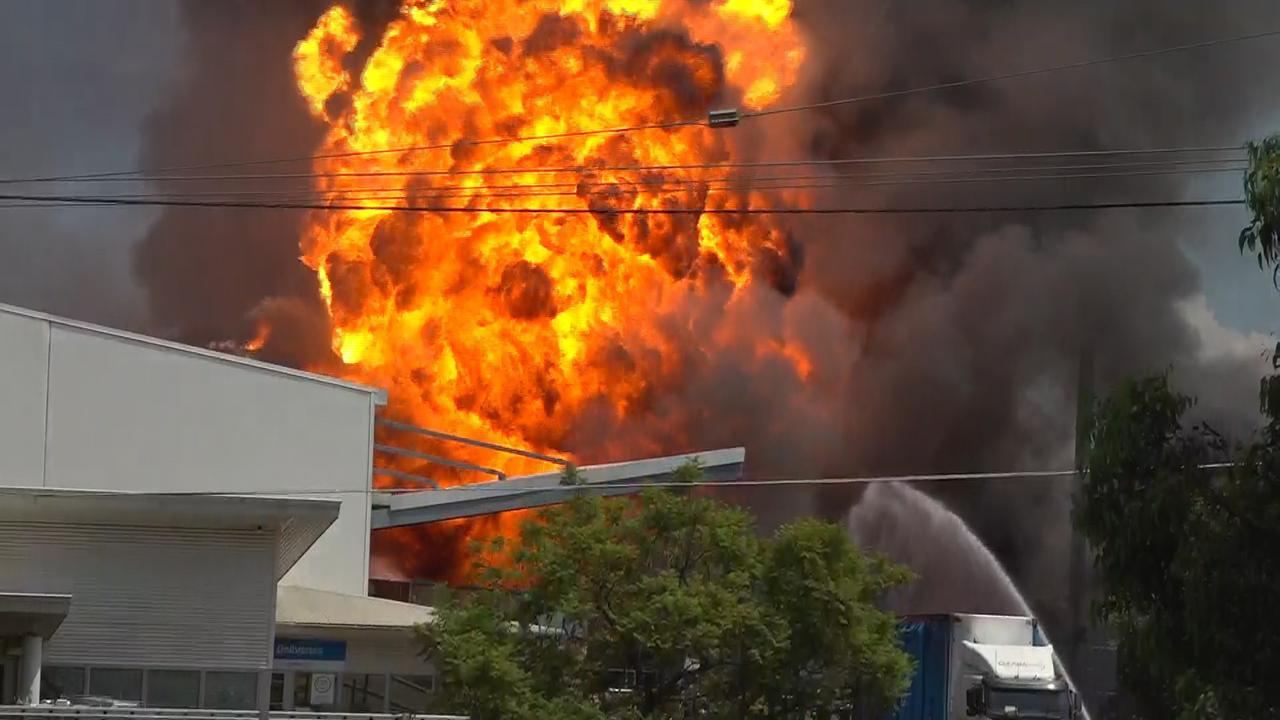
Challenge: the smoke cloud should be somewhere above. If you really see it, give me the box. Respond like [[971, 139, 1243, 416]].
[[562, 0, 1280, 661]]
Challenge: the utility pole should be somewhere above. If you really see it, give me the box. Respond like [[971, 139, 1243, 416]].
[[1069, 347, 1093, 651], [1069, 347, 1114, 717]]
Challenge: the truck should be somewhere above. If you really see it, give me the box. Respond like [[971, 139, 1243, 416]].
[[893, 613, 1080, 720]]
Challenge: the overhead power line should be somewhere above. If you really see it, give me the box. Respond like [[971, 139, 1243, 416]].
[[0, 146, 1245, 186], [2, 25, 1267, 186], [5, 118, 705, 185], [0, 164, 1247, 210], [746, 28, 1280, 119], [0, 192, 1246, 214], [0, 155, 1246, 197], [0, 462, 1238, 498]]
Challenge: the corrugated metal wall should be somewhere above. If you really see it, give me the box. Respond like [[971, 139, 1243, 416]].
[[0, 521, 275, 669]]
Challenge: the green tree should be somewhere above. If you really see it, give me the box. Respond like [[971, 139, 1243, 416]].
[[1076, 374, 1280, 719], [1074, 137, 1280, 719], [420, 463, 912, 720], [1241, 135, 1280, 282]]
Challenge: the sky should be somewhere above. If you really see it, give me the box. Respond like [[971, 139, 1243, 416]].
[[0, 1, 178, 329]]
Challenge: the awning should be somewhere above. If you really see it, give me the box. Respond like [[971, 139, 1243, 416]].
[[276, 585, 435, 631], [0, 592, 71, 640], [0, 487, 341, 579]]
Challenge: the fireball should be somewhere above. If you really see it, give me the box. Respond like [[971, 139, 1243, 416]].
[[291, 0, 808, 580]]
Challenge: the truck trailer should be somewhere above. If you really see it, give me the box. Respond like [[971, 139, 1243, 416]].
[[893, 614, 1079, 720]]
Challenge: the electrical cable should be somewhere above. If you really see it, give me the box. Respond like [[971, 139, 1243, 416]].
[[0, 155, 1244, 200], [746, 28, 1280, 119], [2, 118, 706, 185], [0, 165, 1245, 210], [2, 26, 1267, 185], [0, 146, 1245, 186], [0, 192, 1246, 214], [0, 463, 1238, 498]]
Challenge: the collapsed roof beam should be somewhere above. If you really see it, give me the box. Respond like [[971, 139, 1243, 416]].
[[375, 417, 571, 467], [370, 447, 746, 529]]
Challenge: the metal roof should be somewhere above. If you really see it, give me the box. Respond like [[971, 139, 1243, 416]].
[[370, 447, 746, 528], [0, 302, 386, 403]]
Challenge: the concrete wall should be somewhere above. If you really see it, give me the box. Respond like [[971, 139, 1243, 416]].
[[0, 307, 379, 595]]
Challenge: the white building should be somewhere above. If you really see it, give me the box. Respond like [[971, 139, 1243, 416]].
[[0, 488, 338, 709], [0, 302, 381, 596], [0, 302, 745, 713], [0, 303, 437, 713]]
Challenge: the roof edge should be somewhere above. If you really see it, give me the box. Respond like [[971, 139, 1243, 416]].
[[0, 485, 342, 530], [0, 302, 386, 402]]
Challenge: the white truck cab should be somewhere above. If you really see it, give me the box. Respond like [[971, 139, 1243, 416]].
[[896, 613, 1080, 720]]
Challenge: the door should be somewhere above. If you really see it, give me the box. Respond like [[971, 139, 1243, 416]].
[[1, 654, 16, 704]]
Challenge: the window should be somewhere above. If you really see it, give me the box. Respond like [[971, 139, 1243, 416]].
[[88, 668, 143, 704], [270, 673, 286, 711], [607, 668, 637, 691], [341, 674, 387, 712], [40, 666, 86, 702], [984, 686, 1071, 719], [203, 671, 257, 710], [145, 670, 200, 708], [388, 675, 434, 713]]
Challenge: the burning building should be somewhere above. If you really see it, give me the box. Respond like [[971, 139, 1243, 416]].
[[0, 301, 742, 712]]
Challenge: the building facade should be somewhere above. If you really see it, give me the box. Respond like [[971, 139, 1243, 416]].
[[0, 489, 338, 709], [0, 303, 382, 596], [0, 304, 437, 713]]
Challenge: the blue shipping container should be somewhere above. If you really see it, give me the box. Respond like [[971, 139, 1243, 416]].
[[891, 615, 952, 720]]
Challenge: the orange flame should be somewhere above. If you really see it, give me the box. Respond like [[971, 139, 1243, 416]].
[[244, 323, 270, 353], [291, 0, 808, 581]]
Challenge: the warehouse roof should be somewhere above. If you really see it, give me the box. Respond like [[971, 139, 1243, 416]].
[[0, 302, 386, 402]]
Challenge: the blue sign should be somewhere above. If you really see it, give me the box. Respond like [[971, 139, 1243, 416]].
[[274, 638, 347, 663]]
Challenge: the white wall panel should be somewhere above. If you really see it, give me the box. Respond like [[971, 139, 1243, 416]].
[[0, 522, 275, 669], [0, 312, 50, 486], [42, 325, 374, 594], [282, 491, 372, 593]]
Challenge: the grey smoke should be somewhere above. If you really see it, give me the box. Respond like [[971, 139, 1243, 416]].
[[565, 0, 1280, 659], [130, 0, 334, 357], [0, 1, 179, 330]]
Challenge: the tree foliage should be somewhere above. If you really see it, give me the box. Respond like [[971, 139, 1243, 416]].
[[1078, 375, 1280, 720], [420, 463, 912, 720], [1076, 133, 1280, 719], [1241, 135, 1280, 283]]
